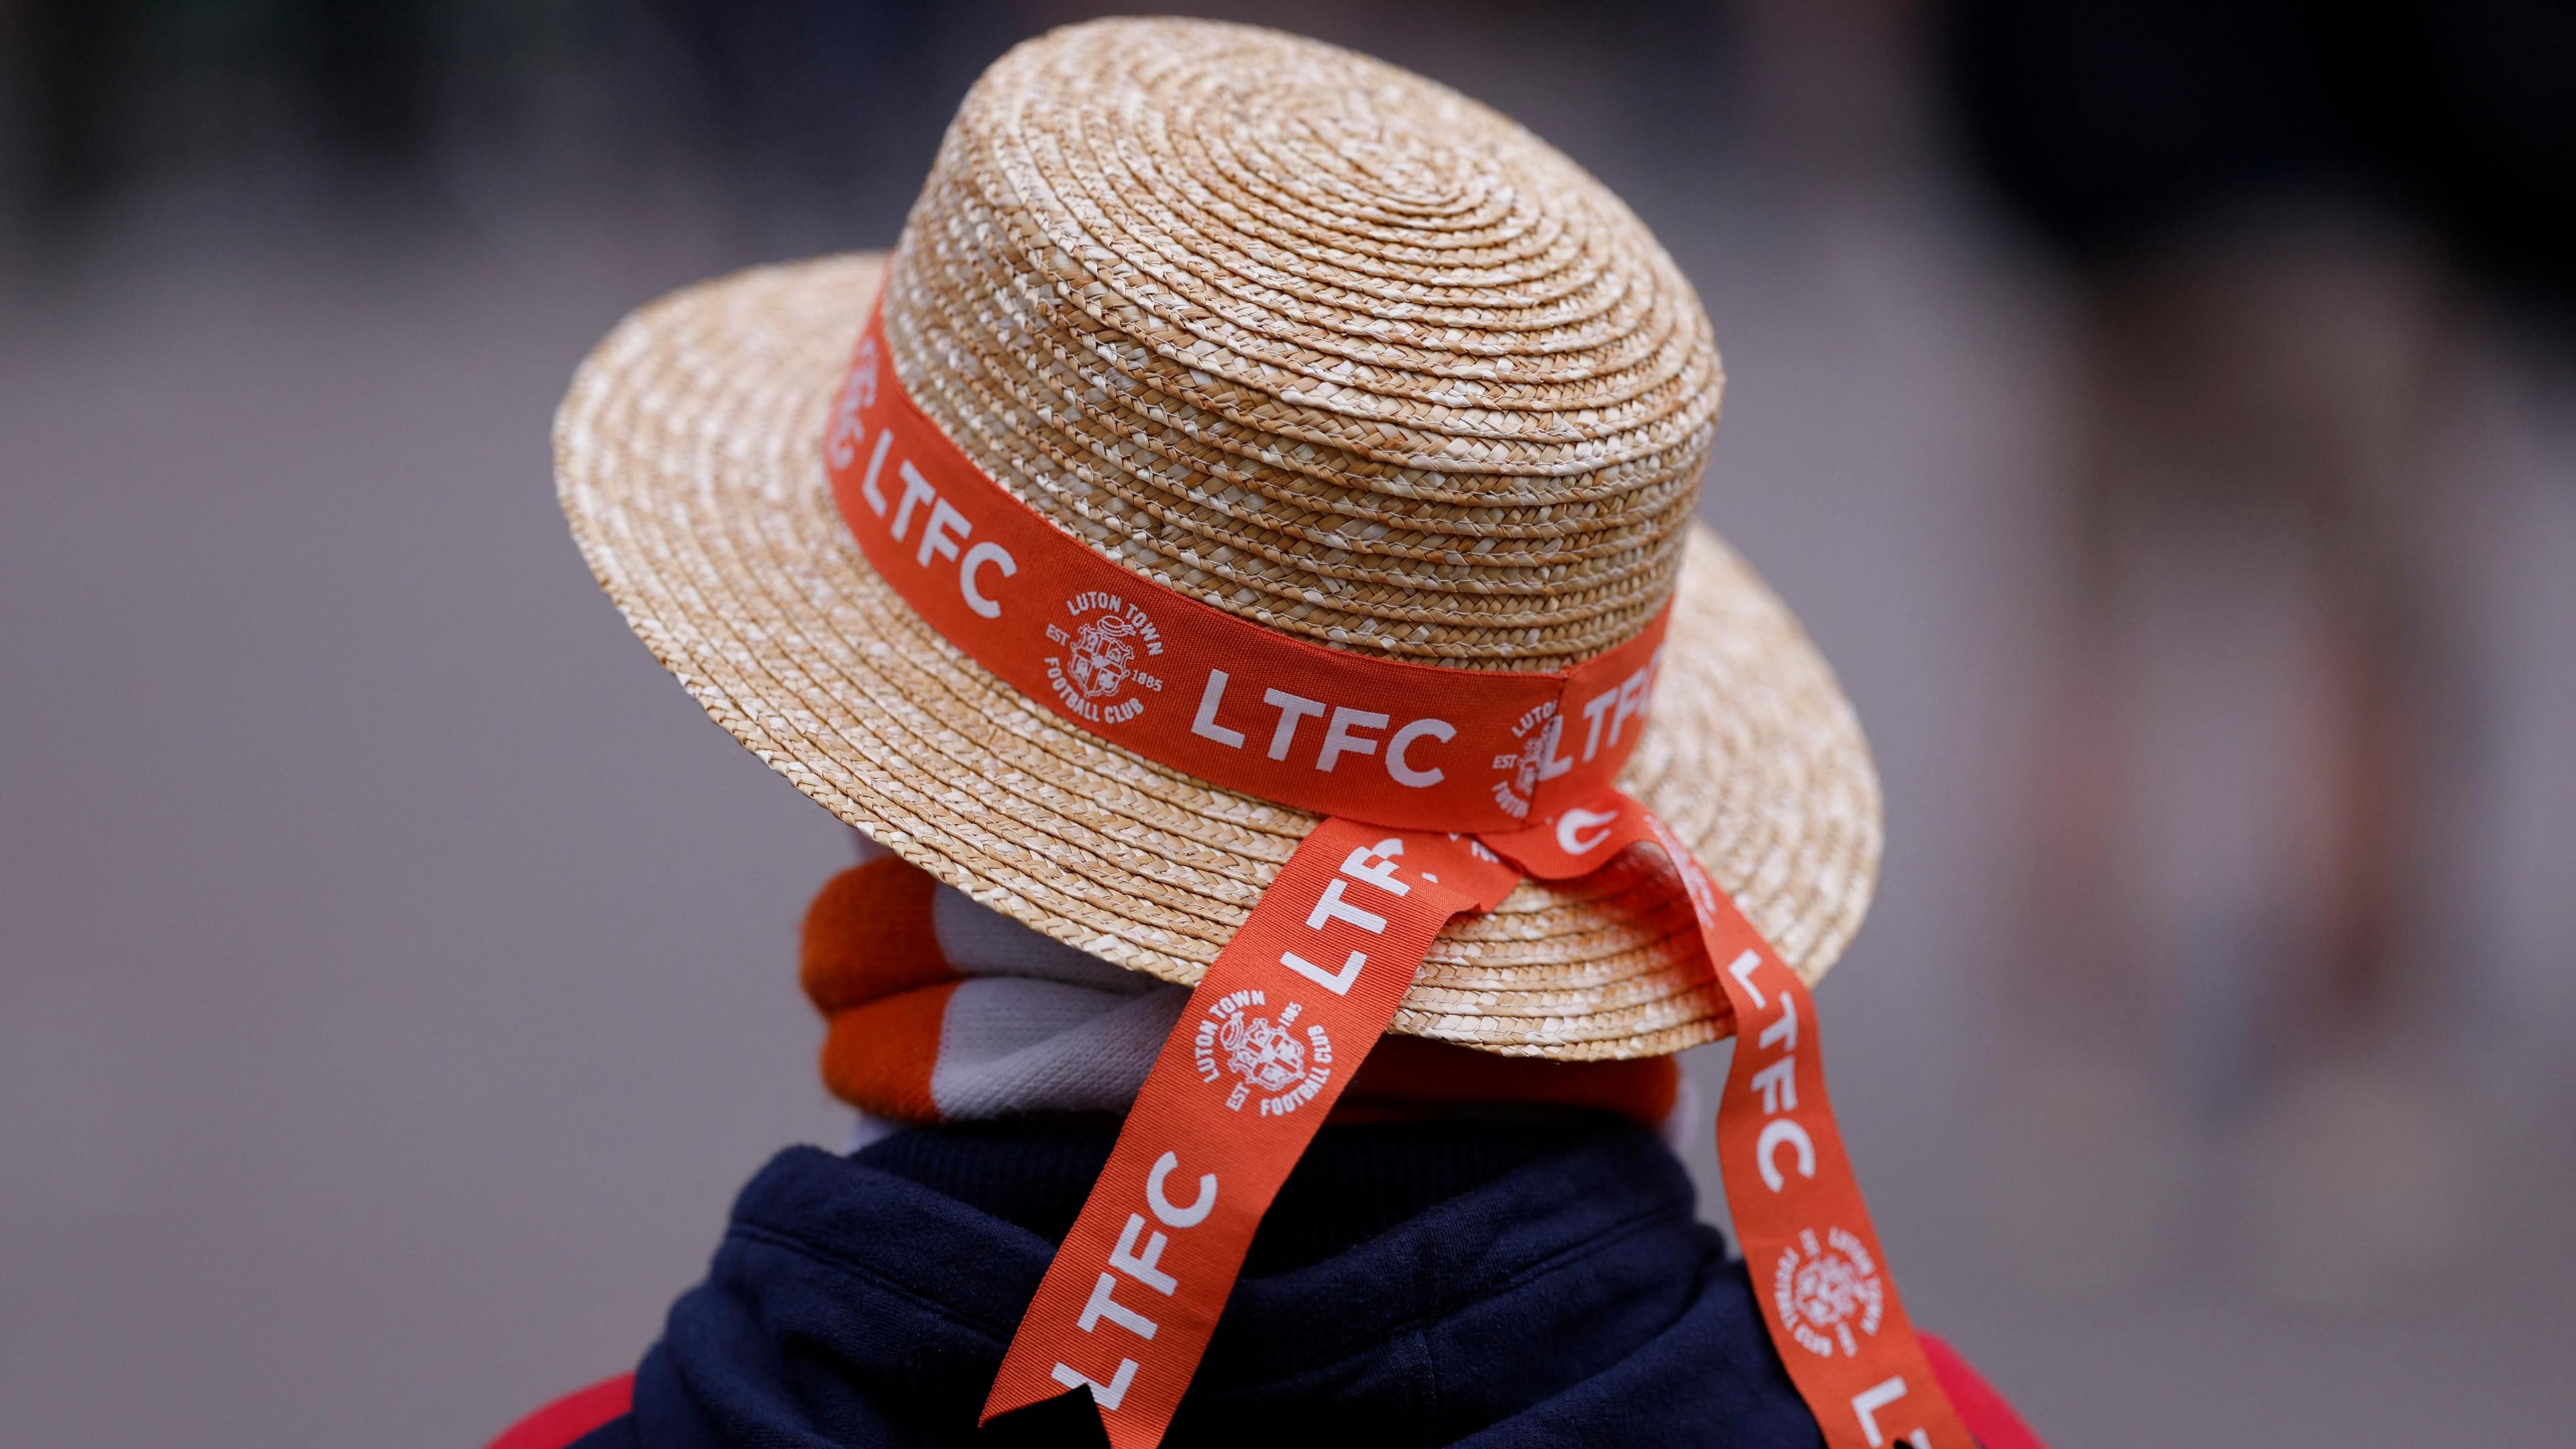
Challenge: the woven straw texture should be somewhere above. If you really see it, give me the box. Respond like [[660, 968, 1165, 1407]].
[[882, 19, 1719, 669], [553, 19, 1882, 1059]]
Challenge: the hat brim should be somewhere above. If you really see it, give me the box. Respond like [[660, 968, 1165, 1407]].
[[554, 253, 1881, 1060]]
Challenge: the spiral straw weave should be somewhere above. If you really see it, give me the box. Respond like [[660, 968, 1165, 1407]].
[[553, 19, 1882, 1059], [881, 18, 1720, 669]]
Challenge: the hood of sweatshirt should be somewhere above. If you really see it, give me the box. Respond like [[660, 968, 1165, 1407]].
[[582, 1117, 1825, 1448]]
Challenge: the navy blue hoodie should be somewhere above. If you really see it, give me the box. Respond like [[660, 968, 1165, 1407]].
[[559, 1116, 1832, 1446]]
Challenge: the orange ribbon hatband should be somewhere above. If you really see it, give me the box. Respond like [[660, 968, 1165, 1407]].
[[823, 301, 1972, 1449], [822, 308, 1667, 837]]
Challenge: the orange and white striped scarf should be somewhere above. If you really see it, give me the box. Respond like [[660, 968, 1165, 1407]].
[[802, 857, 1686, 1134]]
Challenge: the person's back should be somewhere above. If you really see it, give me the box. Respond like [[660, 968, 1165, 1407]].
[[582, 1120, 1806, 1446], [496, 864, 2038, 1448]]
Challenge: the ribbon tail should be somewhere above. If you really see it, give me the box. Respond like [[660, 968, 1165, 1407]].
[[1633, 807, 1979, 1449], [981, 821, 1517, 1449], [1483, 791, 1978, 1449]]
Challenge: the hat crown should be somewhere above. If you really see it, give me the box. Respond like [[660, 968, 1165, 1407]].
[[881, 17, 1723, 672]]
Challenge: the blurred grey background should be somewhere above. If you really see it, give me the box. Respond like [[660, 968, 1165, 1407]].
[[3, 2, 2573, 1444]]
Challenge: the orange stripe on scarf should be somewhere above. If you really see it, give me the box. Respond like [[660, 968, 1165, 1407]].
[[805, 859, 955, 1120], [800, 859, 1679, 1130]]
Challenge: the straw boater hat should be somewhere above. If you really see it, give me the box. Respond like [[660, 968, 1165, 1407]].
[[553, 17, 1879, 1061]]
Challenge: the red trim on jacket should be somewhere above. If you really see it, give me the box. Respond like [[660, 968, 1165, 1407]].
[[485, 1373, 633, 1449], [491, 1344, 2045, 1449], [1925, 1334, 2051, 1449]]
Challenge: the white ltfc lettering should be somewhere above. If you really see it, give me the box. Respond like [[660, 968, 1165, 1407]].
[[1607, 668, 1652, 749], [1757, 1118, 1817, 1192], [859, 431, 895, 514], [1338, 839, 1410, 897], [1262, 688, 1326, 761], [1751, 1057, 1799, 1114], [1724, 949, 1767, 1008], [959, 541, 1015, 619], [1079, 1270, 1159, 1340], [917, 497, 971, 567], [1573, 654, 1662, 763], [851, 437, 1020, 619], [1758, 993, 1800, 1053], [1145, 1150, 1216, 1228], [826, 402, 864, 471], [1051, 1358, 1139, 1412], [1386, 718, 1453, 786], [1281, 948, 1365, 996], [1316, 707, 1387, 771], [1848, 1376, 1927, 1448], [1191, 670, 1248, 748], [1554, 806, 1620, 856], [1579, 688, 1619, 762], [1306, 877, 1389, 934], [1108, 1213, 1178, 1295], [1179, 672, 1455, 787], [892, 462, 935, 539]]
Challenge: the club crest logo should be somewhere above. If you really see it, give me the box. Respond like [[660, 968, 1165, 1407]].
[[1044, 591, 1165, 724], [1488, 700, 1562, 820], [1772, 1225, 1885, 1358], [1193, 989, 1332, 1117]]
